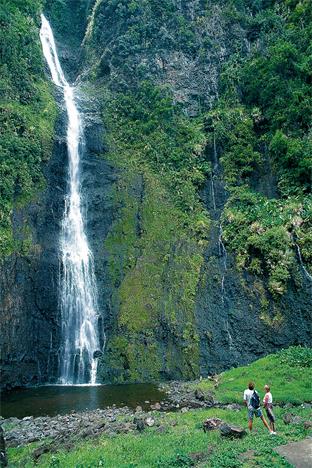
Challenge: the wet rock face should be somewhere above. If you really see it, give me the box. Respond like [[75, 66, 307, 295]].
[[80, 99, 118, 351], [196, 175, 312, 376], [0, 111, 66, 389]]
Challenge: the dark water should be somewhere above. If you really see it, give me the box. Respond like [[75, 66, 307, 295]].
[[0, 384, 166, 419]]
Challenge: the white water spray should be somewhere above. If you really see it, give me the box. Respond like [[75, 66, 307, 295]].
[[295, 243, 312, 283], [40, 15, 100, 384]]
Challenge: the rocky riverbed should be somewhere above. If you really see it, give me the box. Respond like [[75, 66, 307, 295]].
[[0, 381, 237, 453]]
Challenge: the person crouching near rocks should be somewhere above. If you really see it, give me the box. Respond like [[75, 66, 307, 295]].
[[243, 381, 275, 434], [263, 384, 276, 432]]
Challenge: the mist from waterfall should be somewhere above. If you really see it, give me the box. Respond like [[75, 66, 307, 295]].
[[40, 14, 100, 384]]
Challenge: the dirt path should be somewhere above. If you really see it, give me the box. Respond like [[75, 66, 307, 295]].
[[275, 438, 312, 467]]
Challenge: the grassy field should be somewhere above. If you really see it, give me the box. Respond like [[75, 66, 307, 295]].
[[185, 346, 312, 405], [7, 347, 312, 467]]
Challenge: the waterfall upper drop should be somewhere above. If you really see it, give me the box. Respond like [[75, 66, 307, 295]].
[[40, 15, 101, 385]]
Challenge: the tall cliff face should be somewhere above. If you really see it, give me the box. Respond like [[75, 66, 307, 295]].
[[81, 0, 312, 381], [1, 0, 311, 389]]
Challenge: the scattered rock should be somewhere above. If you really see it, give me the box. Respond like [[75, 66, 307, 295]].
[[283, 413, 303, 425], [194, 389, 205, 401], [283, 403, 294, 409], [181, 407, 189, 413], [303, 421, 312, 430], [239, 449, 255, 461], [219, 423, 246, 438], [189, 451, 209, 463], [33, 445, 54, 461], [2, 407, 135, 448], [203, 418, 223, 432], [156, 425, 166, 434], [0, 426, 7, 467], [145, 417, 155, 427], [150, 402, 161, 411], [135, 406, 143, 413], [225, 403, 241, 411], [134, 418, 145, 432]]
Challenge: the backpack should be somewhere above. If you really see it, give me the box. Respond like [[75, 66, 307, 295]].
[[250, 390, 260, 409]]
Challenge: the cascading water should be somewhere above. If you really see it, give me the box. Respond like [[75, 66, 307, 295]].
[[40, 15, 101, 384]]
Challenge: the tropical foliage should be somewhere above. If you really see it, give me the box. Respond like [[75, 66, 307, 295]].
[[0, 0, 56, 256]]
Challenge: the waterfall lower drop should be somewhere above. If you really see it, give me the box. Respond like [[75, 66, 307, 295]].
[[218, 225, 227, 302], [295, 243, 312, 283], [40, 15, 101, 385], [210, 133, 227, 302]]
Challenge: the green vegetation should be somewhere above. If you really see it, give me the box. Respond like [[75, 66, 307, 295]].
[[207, 0, 312, 295], [7, 348, 312, 467], [83, 0, 312, 301], [0, 0, 56, 257], [79, 0, 312, 380], [185, 346, 312, 405], [96, 82, 209, 382], [9, 408, 312, 467]]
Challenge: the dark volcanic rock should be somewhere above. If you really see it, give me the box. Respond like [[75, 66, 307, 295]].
[[0, 109, 67, 389], [194, 389, 205, 401], [219, 423, 246, 438], [283, 414, 304, 425], [196, 170, 312, 376], [203, 418, 223, 432], [0, 426, 7, 467], [134, 417, 145, 432]]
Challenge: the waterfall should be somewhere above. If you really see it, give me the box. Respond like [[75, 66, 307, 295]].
[[40, 15, 101, 385], [218, 224, 227, 302], [295, 243, 312, 283]]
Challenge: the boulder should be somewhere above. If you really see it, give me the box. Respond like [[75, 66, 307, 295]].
[[194, 389, 205, 401], [303, 421, 312, 430], [283, 414, 303, 425], [150, 402, 161, 411], [145, 417, 155, 427], [33, 445, 52, 461], [225, 404, 241, 411], [219, 423, 246, 438], [0, 426, 7, 467], [133, 418, 145, 432], [203, 418, 223, 432], [156, 425, 166, 434]]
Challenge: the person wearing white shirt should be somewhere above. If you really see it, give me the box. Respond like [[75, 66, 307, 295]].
[[263, 384, 276, 432]]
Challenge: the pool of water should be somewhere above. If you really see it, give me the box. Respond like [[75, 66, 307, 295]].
[[0, 384, 166, 419]]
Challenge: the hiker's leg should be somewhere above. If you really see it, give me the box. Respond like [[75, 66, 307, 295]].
[[267, 407, 276, 432], [260, 415, 271, 432], [248, 409, 253, 431]]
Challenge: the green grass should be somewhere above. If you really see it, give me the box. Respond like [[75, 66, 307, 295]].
[[7, 406, 311, 467], [185, 347, 312, 405], [6, 348, 312, 467]]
